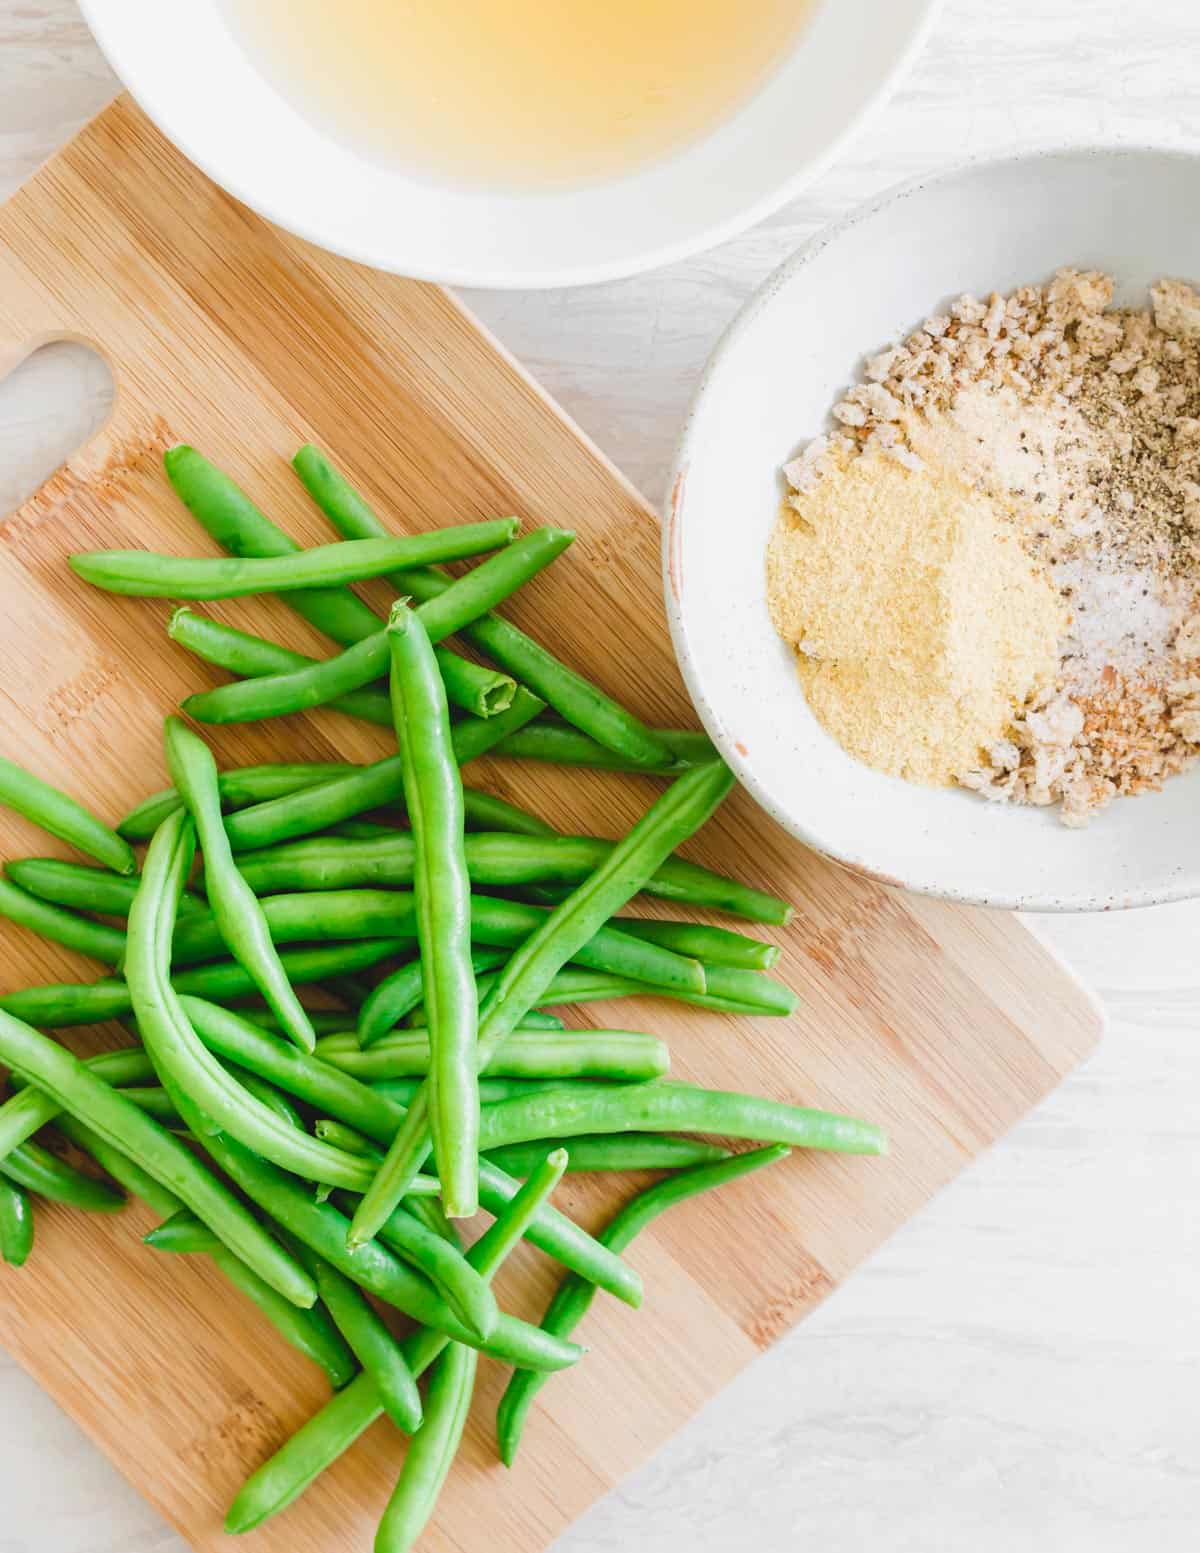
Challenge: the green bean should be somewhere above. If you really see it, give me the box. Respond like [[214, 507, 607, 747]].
[[476, 1081, 887, 1155], [181, 528, 573, 723], [224, 1148, 568, 1535], [331, 1191, 497, 1341], [218, 691, 546, 850], [164, 444, 393, 645], [228, 1066, 305, 1131], [169, 607, 515, 722], [171, 890, 705, 997], [357, 948, 507, 1048], [349, 759, 733, 1246], [426, 963, 799, 1021], [613, 918, 781, 970], [231, 832, 789, 927], [497, 1145, 790, 1463], [118, 1087, 179, 1123], [0, 755, 134, 875], [143, 1211, 220, 1252], [483, 1134, 727, 1175], [386, 603, 478, 1218], [165, 718, 318, 1052], [318, 1028, 668, 1083], [464, 789, 553, 837], [294, 446, 674, 769], [178, 999, 640, 1306], [54, 1115, 353, 1388], [450, 688, 546, 764], [115, 813, 317, 1305], [376, 1076, 568, 1107], [0, 878, 125, 965], [177, 987, 636, 1304], [118, 763, 359, 842], [188, 1124, 579, 1371], [0, 939, 406, 1030], [142, 995, 388, 1191], [1, 1138, 125, 1212], [0, 1178, 33, 1265], [70, 522, 519, 599], [319, 1117, 708, 1175], [5, 859, 206, 921], [235, 1009, 358, 1038], [377, 1342, 476, 1553], [291, 1241, 423, 1431], [490, 722, 717, 773]]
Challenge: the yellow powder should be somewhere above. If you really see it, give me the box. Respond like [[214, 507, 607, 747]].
[[766, 450, 1064, 785]]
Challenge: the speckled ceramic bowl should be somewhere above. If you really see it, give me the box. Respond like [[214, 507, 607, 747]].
[[665, 146, 1200, 911]]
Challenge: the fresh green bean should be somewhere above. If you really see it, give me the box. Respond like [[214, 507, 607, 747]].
[[169, 607, 515, 723], [421, 963, 799, 1022], [177, 997, 640, 1306], [291, 1241, 423, 1431], [165, 717, 317, 1052], [228, 1066, 305, 1131], [143, 1211, 220, 1252], [0, 941, 406, 1031], [377, 1342, 476, 1553], [0, 878, 125, 965], [475, 1081, 887, 1156], [217, 691, 546, 851], [483, 1134, 726, 1175], [6, 858, 207, 921], [375, 1076, 568, 1108], [142, 995, 388, 1191], [1, 1138, 125, 1212], [464, 789, 553, 837], [0, 1178, 33, 1265], [348, 759, 733, 1246], [357, 948, 507, 1048], [234, 1009, 358, 1038], [317, 1028, 668, 1083], [70, 523, 519, 599], [171, 890, 705, 997], [115, 812, 317, 1305], [188, 1124, 579, 1371], [2, 1049, 158, 1161], [497, 1145, 790, 1463], [318, 1117, 709, 1175], [0, 755, 134, 875], [180, 528, 572, 723], [117, 1086, 179, 1123], [490, 722, 717, 773], [294, 446, 674, 769], [53, 1115, 353, 1389], [231, 832, 789, 927], [330, 1191, 497, 1341], [613, 917, 781, 969], [118, 763, 359, 842], [386, 602, 478, 1217], [164, 444, 394, 645], [224, 1148, 568, 1535]]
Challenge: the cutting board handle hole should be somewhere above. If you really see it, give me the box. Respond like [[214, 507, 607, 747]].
[[0, 341, 115, 518]]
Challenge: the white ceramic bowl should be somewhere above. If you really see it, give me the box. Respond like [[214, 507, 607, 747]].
[[78, 0, 939, 289], [666, 146, 1200, 912]]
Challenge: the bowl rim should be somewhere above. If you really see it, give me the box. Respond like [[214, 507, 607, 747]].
[[76, 0, 944, 290], [663, 139, 1200, 913]]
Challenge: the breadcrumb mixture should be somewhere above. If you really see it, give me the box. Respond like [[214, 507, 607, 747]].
[[773, 270, 1200, 826]]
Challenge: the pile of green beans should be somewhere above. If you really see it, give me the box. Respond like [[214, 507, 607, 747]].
[[0, 441, 887, 1553]]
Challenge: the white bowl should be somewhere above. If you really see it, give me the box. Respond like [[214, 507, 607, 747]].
[[666, 146, 1200, 912], [78, 0, 939, 289]]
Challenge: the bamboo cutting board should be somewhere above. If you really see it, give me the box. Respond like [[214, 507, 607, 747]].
[[0, 98, 1101, 1551]]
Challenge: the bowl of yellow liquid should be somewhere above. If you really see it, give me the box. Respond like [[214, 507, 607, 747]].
[[79, 0, 940, 287]]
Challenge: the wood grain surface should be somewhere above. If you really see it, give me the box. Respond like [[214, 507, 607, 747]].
[[0, 97, 1101, 1551]]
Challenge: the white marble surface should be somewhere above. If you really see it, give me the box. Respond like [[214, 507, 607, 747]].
[[1, 2, 1200, 1548]]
